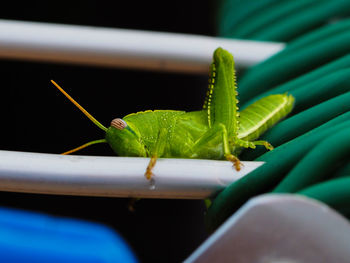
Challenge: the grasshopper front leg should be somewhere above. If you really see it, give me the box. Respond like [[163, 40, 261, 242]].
[[145, 128, 167, 180], [145, 156, 157, 180]]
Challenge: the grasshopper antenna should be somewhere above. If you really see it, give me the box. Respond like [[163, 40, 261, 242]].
[[61, 139, 107, 155], [51, 80, 107, 131], [51, 80, 108, 155]]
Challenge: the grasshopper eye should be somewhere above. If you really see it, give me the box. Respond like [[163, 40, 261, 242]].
[[111, 118, 127, 130]]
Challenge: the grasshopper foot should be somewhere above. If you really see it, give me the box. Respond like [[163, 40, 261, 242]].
[[225, 154, 243, 171], [145, 156, 157, 180], [251, 140, 274, 151], [264, 142, 274, 151]]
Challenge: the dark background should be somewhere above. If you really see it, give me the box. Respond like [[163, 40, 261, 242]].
[[0, 1, 216, 262]]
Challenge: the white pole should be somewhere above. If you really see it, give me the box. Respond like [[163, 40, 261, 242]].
[[0, 19, 284, 73], [0, 150, 264, 199]]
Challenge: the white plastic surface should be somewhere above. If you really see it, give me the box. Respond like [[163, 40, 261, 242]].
[[0, 19, 284, 73], [0, 150, 264, 199], [186, 194, 350, 263]]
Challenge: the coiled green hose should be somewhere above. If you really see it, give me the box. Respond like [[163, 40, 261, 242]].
[[207, 1, 350, 231]]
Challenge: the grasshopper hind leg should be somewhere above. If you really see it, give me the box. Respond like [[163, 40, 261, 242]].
[[190, 123, 243, 171], [236, 139, 274, 151]]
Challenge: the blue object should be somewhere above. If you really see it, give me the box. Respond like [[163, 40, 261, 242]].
[[0, 207, 138, 263]]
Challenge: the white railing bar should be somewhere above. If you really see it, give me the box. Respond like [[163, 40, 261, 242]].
[[0, 19, 284, 73]]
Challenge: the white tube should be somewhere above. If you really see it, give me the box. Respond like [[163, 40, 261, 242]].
[[0, 150, 264, 199], [0, 19, 284, 73]]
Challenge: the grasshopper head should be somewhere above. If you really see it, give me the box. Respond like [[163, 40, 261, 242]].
[[106, 118, 147, 157]]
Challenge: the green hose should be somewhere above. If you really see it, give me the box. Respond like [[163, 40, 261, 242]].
[[218, 0, 279, 36], [243, 66, 350, 111], [273, 127, 350, 193], [206, 116, 350, 231], [250, 1, 350, 41], [212, 0, 350, 232], [224, 0, 319, 39], [218, 0, 350, 41], [334, 161, 350, 178], [298, 177, 350, 214], [273, 19, 350, 57], [238, 22, 350, 104]]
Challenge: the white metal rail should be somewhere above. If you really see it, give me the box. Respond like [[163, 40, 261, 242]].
[[0, 150, 264, 199], [0, 19, 284, 73]]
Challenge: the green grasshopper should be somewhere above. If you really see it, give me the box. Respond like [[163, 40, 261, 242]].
[[51, 47, 294, 180]]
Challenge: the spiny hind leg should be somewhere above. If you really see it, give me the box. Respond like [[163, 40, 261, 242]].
[[237, 139, 274, 151], [190, 123, 242, 171]]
